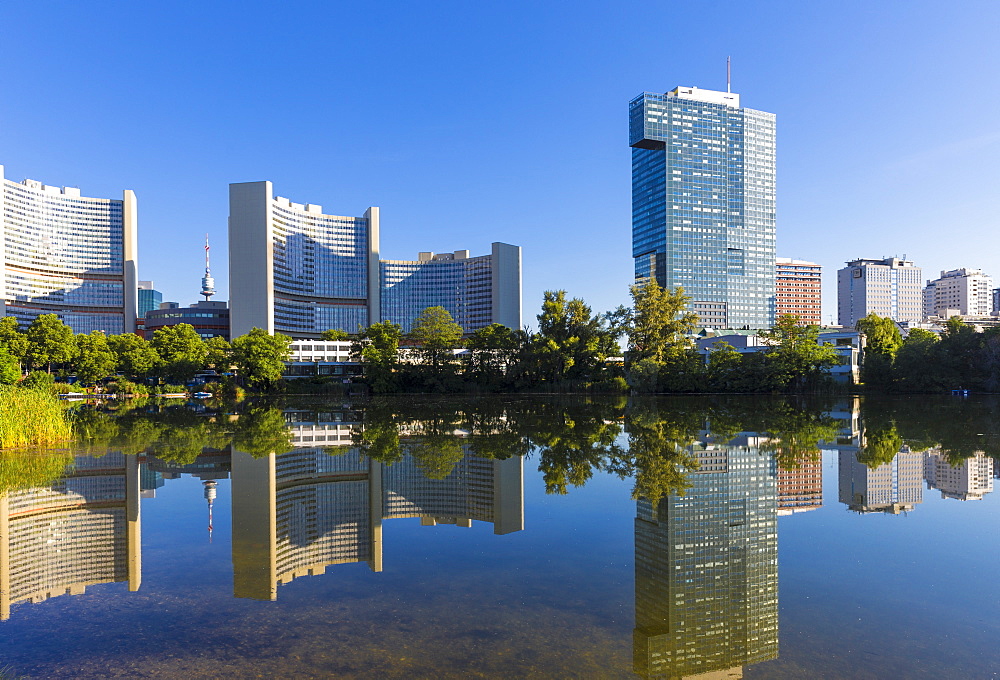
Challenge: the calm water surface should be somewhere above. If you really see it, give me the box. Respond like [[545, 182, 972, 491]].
[[0, 395, 998, 679]]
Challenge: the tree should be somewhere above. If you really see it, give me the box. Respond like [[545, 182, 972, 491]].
[[408, 306, 464, 374], [759, 314, 838, 390], [465, 323, 517, 386], [354, 321, 403, 393], [151, 324, 208, 382], [624, 280, 698, 364], [0, 346, 20, 385], [73, 331, 117, 385], [856, 313, 902, 389], [894, 329, 945, 392], [0, 317, 29, 373], [534, 291, 618, 383], [108, 333, 161, 380], [230, 328, 292, 389], [204, 336, 232, 372], [320, 328, 349, 341], [25, 314, 76, 373]]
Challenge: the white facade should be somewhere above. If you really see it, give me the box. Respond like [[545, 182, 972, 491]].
[[1, 165, 138, 334], [228, 181, 380, 339], [837, 257, 923, 327], [924, 450, 993, 501], [922, 268, 993, 319]]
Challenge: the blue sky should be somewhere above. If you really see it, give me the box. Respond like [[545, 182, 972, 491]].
[[2, 1, 999, 326]]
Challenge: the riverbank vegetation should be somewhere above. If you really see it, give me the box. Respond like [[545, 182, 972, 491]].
[[858, 313, 1000, 392], [0, 386, 73, 449], [351, 282, 840, 394]]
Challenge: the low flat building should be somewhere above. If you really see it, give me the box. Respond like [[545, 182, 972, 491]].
[[694, 329, 864, 384], [143, 300, 230, 340], [282, 339, 361, 379]]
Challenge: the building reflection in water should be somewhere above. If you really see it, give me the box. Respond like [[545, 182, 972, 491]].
[[633, 433, 778, 679], [838, 448, 924, 515], [923, 449, 994, 501], [0, 453, 141, 621], [232, 413, 524, 601]]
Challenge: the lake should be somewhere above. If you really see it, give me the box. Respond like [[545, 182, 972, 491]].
[[0, 395, 998, 679]]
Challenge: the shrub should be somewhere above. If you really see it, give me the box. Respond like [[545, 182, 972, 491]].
[[21, 370, 55, 391]]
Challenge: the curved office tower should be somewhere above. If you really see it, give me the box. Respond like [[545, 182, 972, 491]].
[[1, 165, 138, 334], [630, 87, 776, 329], [380, 243, 522, 333], [228, 181, 379, 339]]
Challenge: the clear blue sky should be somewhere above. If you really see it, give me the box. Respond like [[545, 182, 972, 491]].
[[3, 1, 999, 326]]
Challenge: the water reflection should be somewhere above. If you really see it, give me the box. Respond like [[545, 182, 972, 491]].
[[633, 432, 779, 679], [231, 411, 524, 600], [0, 452, 140, 621], [0, 395, 998, 678]]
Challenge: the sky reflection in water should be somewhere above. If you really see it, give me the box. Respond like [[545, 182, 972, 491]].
[[0, 395, 998, 679]]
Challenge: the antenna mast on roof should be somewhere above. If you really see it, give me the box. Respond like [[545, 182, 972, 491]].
[[727, 56, 731, 93]]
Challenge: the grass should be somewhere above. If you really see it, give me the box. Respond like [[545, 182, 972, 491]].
[[0, 385, 74, 449]]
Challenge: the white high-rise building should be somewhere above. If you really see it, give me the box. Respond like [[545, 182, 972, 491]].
[[922, 268, 993, 319], [837, 257, 923, 327], [228, 181, 380, 339], [1, 165, 138, 334]]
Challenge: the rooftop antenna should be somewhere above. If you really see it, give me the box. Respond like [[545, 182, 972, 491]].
[[201, 234, 216, 301], [727, 56, 731, 93]]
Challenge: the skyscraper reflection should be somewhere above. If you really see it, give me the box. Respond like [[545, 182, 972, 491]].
[[0, 453, 141, 621], [231, 416, 524, 600], [633, 434, 778, 679]]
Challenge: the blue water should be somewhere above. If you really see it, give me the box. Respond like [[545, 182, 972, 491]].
[[0, 396, 997, 679]]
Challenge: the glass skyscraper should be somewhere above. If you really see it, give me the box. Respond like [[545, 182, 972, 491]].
[[630, 86, 776, 329]]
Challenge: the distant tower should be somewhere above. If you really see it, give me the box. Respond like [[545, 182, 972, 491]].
[[201, 234, 216, 301], [203, 480, 217, 542]]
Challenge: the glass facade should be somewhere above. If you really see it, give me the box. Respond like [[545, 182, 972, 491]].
[[630, 88, 776, 329], [380, 252, 496, 333], [634, 434, 778, 677], [137, 285, 162, 318], [271, 201, 371, 336], [2, 170, 134, 334]]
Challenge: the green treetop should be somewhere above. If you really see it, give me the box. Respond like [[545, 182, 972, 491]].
[[354, 321, 403, 393], [0, 317, 29, 371], [408, 306, 464, 374], [151, 323, 208, 382], [320, 328, 350, 341], [25, 314, 76, 373], [231, 328, 292, 389], [204, 336, 233, 372], [108, 333, 161, 380], [623, 280, 698, 364], [73, 331, 117, 385]]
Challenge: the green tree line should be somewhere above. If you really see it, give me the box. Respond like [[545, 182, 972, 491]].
[[858, 313, 1000, 392], [355, 281, 839, 394], [0, 314, 291, 391]]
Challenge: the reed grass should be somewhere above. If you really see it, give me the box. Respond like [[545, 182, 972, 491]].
[[0, 448, 74, 495], [0, 385, 73, 450]]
